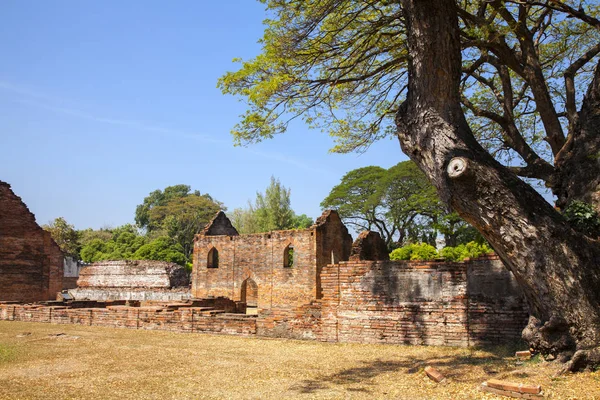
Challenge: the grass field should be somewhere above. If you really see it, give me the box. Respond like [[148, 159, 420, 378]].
[[0, 321, 598, 399]]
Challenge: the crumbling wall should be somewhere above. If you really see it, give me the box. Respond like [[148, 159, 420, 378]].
[[317, 255, 529, 346], [192, 210, 352, 316], [202, 211, 239, 236], [349, 231, 390, 261], [0, 303, 256, 335], [313, 210, 353, 298], [70, 260, 190, 301], [0, 181, 63, 302], [193, 228, 317, 311]]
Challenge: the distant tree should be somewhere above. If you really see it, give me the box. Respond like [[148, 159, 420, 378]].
[[255, 176, 294, 231], [322, 161, 471, 248], [135, 185, 223, 260], [230, 204, 260, 234], [133, 237, 187, 267], [147, 196, 222, 259], [78, 227, 112, 250], [135, 184, 196, 228], [231, 177, 313, 233], [79, 224, 147, 262], [43, 217, 80, 258], [292, 214, 313, 229]]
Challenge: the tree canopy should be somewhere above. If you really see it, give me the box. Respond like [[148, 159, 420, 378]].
[[135, 185, 223, 259], [231, 176, 313, 233], [219, 0, 600, 209], [43, 217, 80, 258], [321, 161, 480, 248]]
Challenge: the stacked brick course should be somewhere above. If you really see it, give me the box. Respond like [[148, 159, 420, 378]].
[[192, 210, 352, 311], [70, 260, 190, 301], [0, 302, 256, 335], [0, 181, 63, 302], [316, 256, 528, 346]]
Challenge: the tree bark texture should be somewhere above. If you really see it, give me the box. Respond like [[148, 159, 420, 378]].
[[396, 0, 600, 371], [554, 63, 600, 213]]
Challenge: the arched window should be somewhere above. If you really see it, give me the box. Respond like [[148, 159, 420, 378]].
[[283, 245, 294, 268], [207, 247, 219, 268]]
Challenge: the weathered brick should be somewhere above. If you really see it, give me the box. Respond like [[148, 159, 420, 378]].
[[0, 181, 63, 302]]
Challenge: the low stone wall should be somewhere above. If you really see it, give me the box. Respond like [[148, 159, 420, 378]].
[[68, 288, 192, 302], [0, 303, 256, 336]]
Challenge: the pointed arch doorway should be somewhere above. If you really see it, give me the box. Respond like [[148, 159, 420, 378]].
[[241, 278, 258, 315]]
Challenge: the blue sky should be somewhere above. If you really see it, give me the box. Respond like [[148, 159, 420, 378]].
[[0, 1, 407, 230]]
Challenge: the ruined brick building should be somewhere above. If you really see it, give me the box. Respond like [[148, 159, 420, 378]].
[[192, 210, 352, 312], [192, 210, 529, 345], [0, 201, 529, 347], [0, 181, 63, 302]]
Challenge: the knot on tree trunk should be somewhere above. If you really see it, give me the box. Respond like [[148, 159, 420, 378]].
[[447, 157, 471, 179]]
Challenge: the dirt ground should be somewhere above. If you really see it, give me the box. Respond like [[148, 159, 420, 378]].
[[0, 321, 598, 399]]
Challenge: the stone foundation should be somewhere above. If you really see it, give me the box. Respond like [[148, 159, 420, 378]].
[[68, 288, 192, 302]]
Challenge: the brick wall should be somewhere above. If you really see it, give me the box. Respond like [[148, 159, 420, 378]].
[[0, 302, 256, 336], [77, 260, 189, 289], [316, 256, 529, 346], [193, 229, 318, 311], [0, 181, 64, 302], [192, 210, 352, 314]]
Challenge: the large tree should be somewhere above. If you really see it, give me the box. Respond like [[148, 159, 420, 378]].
[[321, 161, 477, 248], [231, 177, 313, 233], [43, 217, 80, 258], [135, 185, 223, 259], [220, 0, 600, 370]]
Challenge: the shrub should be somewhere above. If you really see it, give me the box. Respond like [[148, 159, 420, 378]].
[[390, 243, 438, 261], [441, 241, 493, 262]]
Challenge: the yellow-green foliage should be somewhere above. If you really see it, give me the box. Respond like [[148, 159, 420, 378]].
[[389, 241, 493, 262], [389, 243, 438, 261], [440, 242, 493, 262]]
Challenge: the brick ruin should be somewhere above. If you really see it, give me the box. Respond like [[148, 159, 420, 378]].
[[0, 181, 64, 302], [192, 209, 353, 311], [188, 210, 528, 345], [0, 208, 530, 347], [69, 260, 191, 301]]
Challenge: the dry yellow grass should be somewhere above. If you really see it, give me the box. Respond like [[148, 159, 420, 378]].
[[0, 321, 598, 399]]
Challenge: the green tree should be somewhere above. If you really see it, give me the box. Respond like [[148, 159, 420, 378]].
[[231, 177, 313, 233], [133, 237, 187, 268], [78, 227, 112, 251], [255, 176, 294, 231], [321, 161, 470, 248], [219, 0, 600, 370], [135, 185, 223, 260], [230, 204, 260, 234], [135, 184, 196, 229], [292, 214, 314, 229], [79, 224, 147, 263], [43, 217, 80, 258]]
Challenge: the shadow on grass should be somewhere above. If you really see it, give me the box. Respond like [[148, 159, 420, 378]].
[[289, 360, 409, 394], [288, 342, 527, 395]]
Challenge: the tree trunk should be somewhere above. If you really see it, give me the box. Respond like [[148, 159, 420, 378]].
[[553, 62, 600, 213], [397, 0, 600, 371]]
